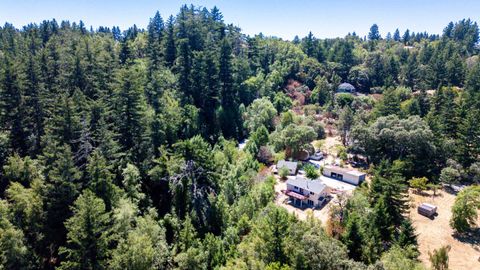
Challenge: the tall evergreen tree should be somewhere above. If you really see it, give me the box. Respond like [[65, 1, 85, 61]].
[[219, 37, 239, 139], [86, 150, 117, 211], [1, 57, 28, 155], [457, 109, 480, 166], [42, 143, 81, 256], [368, 24, 381, 40], [147, 11, 165, 70], [164, 15, 176, 68], [114, 67, 148, 163], [58, 190, 109, 270], [342, 214, 364, 261]]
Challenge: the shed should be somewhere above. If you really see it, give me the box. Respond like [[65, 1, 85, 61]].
[[418, 203, 437, 218], [337, 82, 356, 93], [277, 160, 298, 175], [322, 165, 366, 185]]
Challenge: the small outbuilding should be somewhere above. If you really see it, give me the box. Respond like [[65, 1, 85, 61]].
[[418, 203, 437, 218], [276, 160, 298, 175], [322, 165, 366, 185], [337, 82, 356, 93]]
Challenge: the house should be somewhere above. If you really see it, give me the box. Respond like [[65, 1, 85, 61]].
[[322, 165, 366, 185], [276, 160, 298, 175], [285, 176, 330, 208], [337, 82, 356, 93], [418, 203, 437, 218]]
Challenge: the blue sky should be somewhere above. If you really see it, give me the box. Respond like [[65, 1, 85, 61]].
[[1, 0, 479, 39]]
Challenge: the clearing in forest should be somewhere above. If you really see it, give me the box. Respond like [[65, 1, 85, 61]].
[[409, 190, 480, 270]]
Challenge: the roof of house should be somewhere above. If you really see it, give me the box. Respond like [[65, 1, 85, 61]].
[[286, 176, 326, 194], [338, 82, 355, 92], [324, 165, 366, 177], [277, 160, 298, 172]]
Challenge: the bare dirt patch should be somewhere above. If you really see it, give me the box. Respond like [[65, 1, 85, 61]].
[[409, 190, 480, 270]]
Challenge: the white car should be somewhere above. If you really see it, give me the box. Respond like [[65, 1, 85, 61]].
[[309, 151, 324, 161]]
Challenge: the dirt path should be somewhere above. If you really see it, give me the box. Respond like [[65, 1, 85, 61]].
[[409, 190, 480, 270]]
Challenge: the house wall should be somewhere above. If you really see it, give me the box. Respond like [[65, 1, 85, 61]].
[[323, 167, 363, 185], [286, 183, 329, 207]]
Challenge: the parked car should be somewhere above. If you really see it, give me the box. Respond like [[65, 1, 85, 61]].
[[442, 183, 466, 193], [310, 151, 324, 161], [350, 160, 368, 169], [308, 160, 321, 168]]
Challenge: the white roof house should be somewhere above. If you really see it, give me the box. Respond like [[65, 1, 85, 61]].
[[337, 82, 356, 93], [322, 165, 366, 185], [285, 176, 330, 208]]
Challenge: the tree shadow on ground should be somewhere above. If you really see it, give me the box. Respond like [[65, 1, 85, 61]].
[[453, 228, 480, 247]]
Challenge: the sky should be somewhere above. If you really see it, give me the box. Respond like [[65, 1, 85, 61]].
[[1, 0, 479, 40]]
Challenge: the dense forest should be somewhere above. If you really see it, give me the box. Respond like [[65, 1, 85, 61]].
[[1, 4, 480, 270]]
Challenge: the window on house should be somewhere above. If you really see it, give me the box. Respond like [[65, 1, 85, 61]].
[[294, 186, 298, 190], [310, 191, 314, 195], [307, 200, 314, 206]]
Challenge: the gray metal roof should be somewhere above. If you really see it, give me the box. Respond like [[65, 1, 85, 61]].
[[324, 165, 366, 177], [338, 82, 355, 91], [277, 160, 298, 173], [286, 176, 326, 194]]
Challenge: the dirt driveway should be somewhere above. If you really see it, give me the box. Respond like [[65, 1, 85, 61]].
[[409, 190, 480, 270]]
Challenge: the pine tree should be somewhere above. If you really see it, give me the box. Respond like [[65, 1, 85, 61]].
[[378, 88, 400, 116], [86, 150, 117, 211], [164, 15, 176, 67], [46, 95, 81, 150], [369, 174, 409, 225], [303, 31, 315, 57], [58, 190, 109, 270], [342, 214, 364, 261], [396, 219, 418, 251], [1, 57, 28, 155], [147, 11, 165, 70], [114, 67, 148, 163], [177, 39, 192, 103], [42, 142, 81, 252], [219, 37, 239, 139], [403, 29, 411, 45], [202, 48, 220, 140], [465, 61, 480, 109], [368, 24, 381, 40], [372, 195, 393, 242], [23, 40, 45, 156], [457, 109, 480, 166]]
